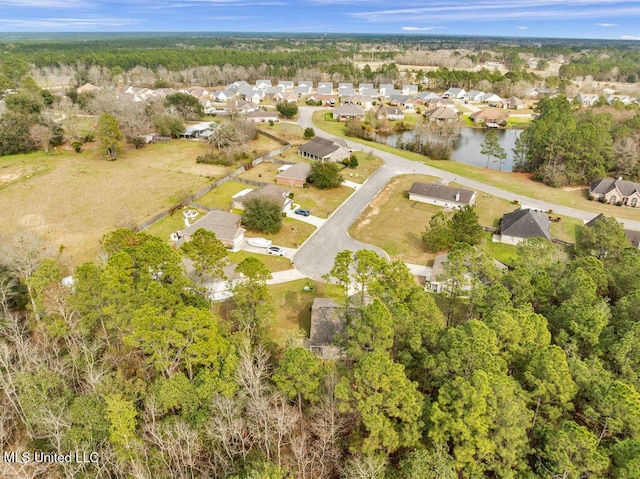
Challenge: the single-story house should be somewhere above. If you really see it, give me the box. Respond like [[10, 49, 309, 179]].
[[409, 182, 476, 209], [466, 90, 485, 102], [233, 184, 292, 211], [417, 91, 440, 102], [275, 162, 312, 187], [377, 105, 405, 121], [625, 229, 640, 249], [505, 97, 526, 109], [343, 95, 374, 110], [589, 177, 640, 207], [607, 95, 632, 105], [444, 87, 466, 99], [338, 87, 356, 97], [227, 99, 259, 114], [480, 92, 503, 104], [77, 83, 100, 94], [316, 82, 334, 94], [379, 83, 396, 97], [246, 110, 280, 123], [425, 97, 457, 110], [255, 79, 272, 89], [274, 92, 298, 103], [402, 84, 419, 95], [180, 210, 245, 250], [424, 106, 458, 122], [389, 94, 411, 107], [298, 137, 350, 163], [332, 104, 366, 121], [307, 94, 338, 106], [470, 108, 509, 126], [304, 297, 346, 360], [576, 93, 599, 106], [427, 252, 507, 293], [358, 83, 374, 94], [294, 85, 312, 96], [181, 122, 215, 139], [500, 208, 551, 245], [278, 80, 294, 89]]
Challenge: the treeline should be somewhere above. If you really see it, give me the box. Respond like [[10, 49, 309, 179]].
[[2, 215, 640, 478], [425, 67, 541, 90], [559, 50, 640, 83], [515, 96, 640, 186]]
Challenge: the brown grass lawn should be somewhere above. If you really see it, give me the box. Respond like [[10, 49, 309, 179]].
[[350, 174, 515, 264], [312, 111, 640, 222], [194, 181, 257, 210], [237, 162, 281, 183], [267, 279, 341, 345], [257, 122, 306, 145], [341, 151, 384, 184], [245, 217, 316, 248], [293, 185, 353, 219], [0, 141, 215, 266]]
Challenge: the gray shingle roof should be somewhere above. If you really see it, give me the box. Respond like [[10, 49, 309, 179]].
[[501, 208, 551, 240], [409, 182, 475, 205], [298, 137, 342, 158], [180, 210, 243, 243], [275, 162, 311, 181]]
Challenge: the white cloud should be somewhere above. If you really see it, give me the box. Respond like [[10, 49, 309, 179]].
[[401, 26, 445, 31], [515, 25, 528, 29], [0, 16, 137, 29], [620, 35, 640, 40], [0, 0, 86, 5], [596, 22, 618, 26], [348, 1, 640, 24]]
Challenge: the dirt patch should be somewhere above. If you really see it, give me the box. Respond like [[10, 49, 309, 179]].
[[0, 173, 20, 184]]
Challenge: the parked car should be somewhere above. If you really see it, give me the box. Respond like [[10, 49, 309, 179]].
[[295, 208, 310, 216], [247, 237, 272, 248], [267, 246, 285, 256]]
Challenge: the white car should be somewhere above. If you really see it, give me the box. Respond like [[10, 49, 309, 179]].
[[247, 237, 272, 248], [267, 246, 285, 256]]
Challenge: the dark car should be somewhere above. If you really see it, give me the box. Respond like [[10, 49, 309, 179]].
[[295, 208, 310, 216]]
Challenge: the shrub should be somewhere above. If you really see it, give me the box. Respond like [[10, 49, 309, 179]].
[[307, 162, 342, 189], [242, 196, 283, 233]]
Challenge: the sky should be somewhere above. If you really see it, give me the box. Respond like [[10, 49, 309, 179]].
[[1, 0, 640, 40]]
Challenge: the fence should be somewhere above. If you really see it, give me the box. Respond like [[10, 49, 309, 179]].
[[135, 132, 292, 232]]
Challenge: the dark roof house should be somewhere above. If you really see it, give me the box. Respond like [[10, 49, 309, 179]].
[[305, 298, 346, 359], [408, 182, 476, 209], [298, 137, 350, 163], [500, 208, 551, 244]]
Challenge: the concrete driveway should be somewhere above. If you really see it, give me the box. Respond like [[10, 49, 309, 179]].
[[285, 204, 326, 227]]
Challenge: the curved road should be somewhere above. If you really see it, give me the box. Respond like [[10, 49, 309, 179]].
[[292, 107, 640, 279]]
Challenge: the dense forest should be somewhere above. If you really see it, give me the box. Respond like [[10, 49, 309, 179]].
[[1, 216, 640, 478], [515, 96, 640, 186]]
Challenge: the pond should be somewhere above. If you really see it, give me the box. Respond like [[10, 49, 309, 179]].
[[384, 127, 523, 171]]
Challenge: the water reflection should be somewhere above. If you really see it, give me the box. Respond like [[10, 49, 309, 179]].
[[385, 128, 523, 171]]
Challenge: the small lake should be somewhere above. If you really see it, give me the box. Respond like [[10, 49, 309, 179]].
[[384, 127, 522, 171]]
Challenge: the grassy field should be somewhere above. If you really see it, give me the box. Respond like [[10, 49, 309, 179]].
[[194, 181, 257, 210], [228, 250, 292, 273], [267, 279, 341, 345], [350, 174, 517, 264], [0, 140, 218, 266], [257, 122, 306, 144], [293, 185, 353, 219], [245, 217, 316, 248], [312, 110, 640, 222], [237, 162, 281, 183], [144, 207, 208, 242]]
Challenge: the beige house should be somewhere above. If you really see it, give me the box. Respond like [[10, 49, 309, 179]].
[[180, 210, 245, 250], [332, 104, 366, 121], [298, 137, 350, 163], [246, 110, 279, 123], [408, 182, 476, 209], [424, 106, 458, 122], [233, 184, 291, 211], [470, 108, 509, 126], [589, 177, 640, 207]]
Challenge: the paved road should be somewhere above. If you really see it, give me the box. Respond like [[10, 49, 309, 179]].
[[291, 106, 640, 278]]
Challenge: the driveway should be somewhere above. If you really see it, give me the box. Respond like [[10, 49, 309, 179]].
[[292, 106, 640, 279], [285, 204, 326, 227]]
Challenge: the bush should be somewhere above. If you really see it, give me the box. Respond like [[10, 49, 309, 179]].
[[196, 153, 234, 166], [588, 195, 594, 201], [349, 155, 359, 168], [242, 196, 283, 233], [276, 102, 298, 119], [71, 141, 83, 153], [307, 162, 343, 189], [303, 127, 315, 138]]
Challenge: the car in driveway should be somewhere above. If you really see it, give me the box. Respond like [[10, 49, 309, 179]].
[[247, 237, 272, 248], [294, 208, 310, 216], [267, 246, 285, 256]]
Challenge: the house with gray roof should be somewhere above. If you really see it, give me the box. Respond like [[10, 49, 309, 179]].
[[246, 109, 279, 123], [402, 84, 418, 95], [332, 104, 365, 121], [377, 105, 405, 121], [409, 182, 476, 209], [424, 106, 458, 122], [444, 87, 466, 99], [298, 137, 350, 163], [255, 79, 272, 89], [278, 80, 294, 89], [275, 162, 312, 187], [305, 297, 346, 360], [500, 208, 551, 245], [233, 184, 292, 211], [589, 177, 640, 207], [180, 210, 245, 250]]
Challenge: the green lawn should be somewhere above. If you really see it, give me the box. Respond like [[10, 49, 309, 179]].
[[293, 185, 353, 219], [228, 250, 292, 273], [267, 279, 341, 345], [482, 233, 518, 266], [312, 110, 640, 222], [144, 207, 207, 242], [195, 181, 257, 210], [245, 217, 316, 248], [350, 174, 515, 264]]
